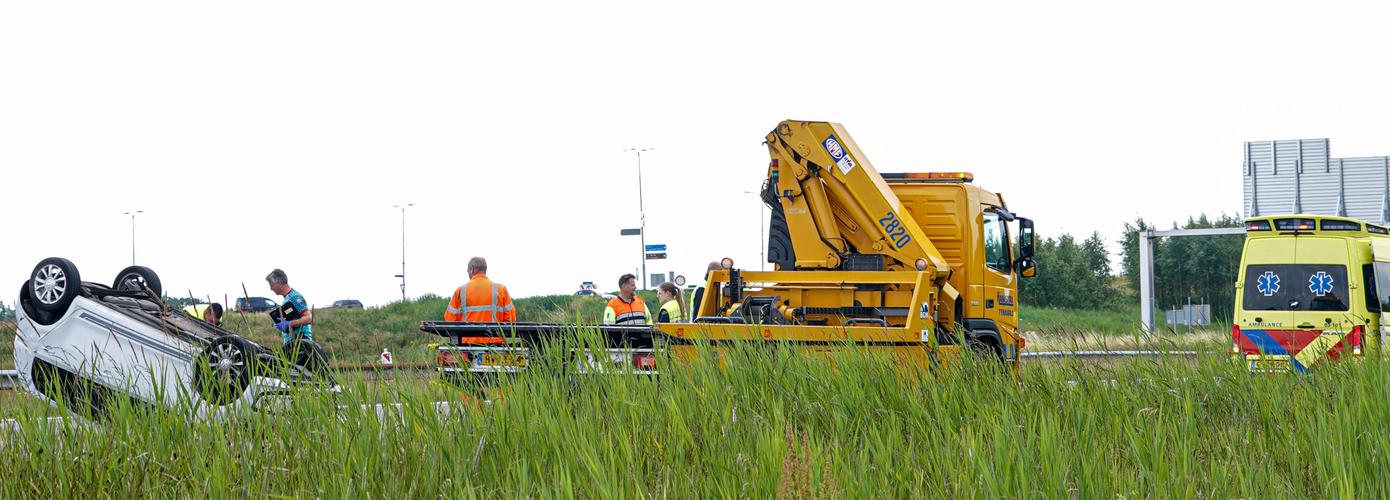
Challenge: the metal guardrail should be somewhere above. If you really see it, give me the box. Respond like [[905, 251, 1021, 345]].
[[0, 351, 1208, 391], [1022, 350, 1200, 359]]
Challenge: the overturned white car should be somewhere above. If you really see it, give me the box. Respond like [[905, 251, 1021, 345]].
[[12, 257, 336, 417]]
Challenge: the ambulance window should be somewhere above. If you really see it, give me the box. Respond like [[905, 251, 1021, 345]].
[[983, 212, 1011, 273], [1242, 264, 1349, 312], [1376, 263, 1390, 312], [1364, 264, 1381, 313]]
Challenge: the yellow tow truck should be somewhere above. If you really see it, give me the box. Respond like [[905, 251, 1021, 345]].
[[424, 120, 1036, 378]]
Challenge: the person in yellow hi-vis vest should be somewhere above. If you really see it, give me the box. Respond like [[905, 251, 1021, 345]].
[[603, 273, 651, 325], [182, 302, 223, 327], [655, 282, 686, 323]]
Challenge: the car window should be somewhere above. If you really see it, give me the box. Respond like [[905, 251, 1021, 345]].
[[1243, 264, 1349, 312]]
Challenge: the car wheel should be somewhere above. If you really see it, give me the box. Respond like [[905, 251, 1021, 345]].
[[114, 265, 163, 297], [18, 281, 58, 326], [29, 257, 81, 315], [196, 336, 257, 406]]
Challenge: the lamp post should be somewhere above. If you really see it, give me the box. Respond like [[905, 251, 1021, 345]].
[[122, 210, 142, 265], [394, 203, 413, 301], [624, 147, 653, 289], [743, 191, 765, 271]]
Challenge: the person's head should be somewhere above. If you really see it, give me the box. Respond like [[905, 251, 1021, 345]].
[[205, 303, 224, 326], [467, 257, 488, 278], [658, 282, 686, 316], [618, 274, 637, 297], [657, 282, 678, 302], [707, 261, 722, 272], [266, 269, 290, 296]]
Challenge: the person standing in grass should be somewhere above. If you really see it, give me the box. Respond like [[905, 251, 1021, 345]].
[[603, 273, 651, 325], [444, 257, 516, 323], [655, 282, 687, 323], [266, 269, 313, 346]]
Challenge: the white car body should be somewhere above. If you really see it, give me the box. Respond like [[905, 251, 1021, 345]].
[[14, 287, 332, 418]]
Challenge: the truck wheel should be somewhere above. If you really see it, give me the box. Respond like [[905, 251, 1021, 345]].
[[29, 258, 81, 315], [114, 265, 163, 298], [196, 336, 256, 406], [966, 337, 1005, 368]]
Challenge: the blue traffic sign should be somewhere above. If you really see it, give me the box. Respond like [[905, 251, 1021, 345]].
[[645, 244, 667, 252]]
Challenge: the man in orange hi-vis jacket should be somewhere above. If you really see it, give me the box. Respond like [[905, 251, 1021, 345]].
[[444, 257, 516, 323]]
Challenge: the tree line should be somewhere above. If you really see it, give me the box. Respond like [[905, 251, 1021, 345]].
[[1020, 214, 1244, 320]]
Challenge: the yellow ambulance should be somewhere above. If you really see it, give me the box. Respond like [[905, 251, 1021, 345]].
[[1233, 215, 1390, 372]]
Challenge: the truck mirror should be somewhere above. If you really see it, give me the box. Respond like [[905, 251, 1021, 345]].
[[1017, 218, 1035, 260], [1018, 258, 1037, 278]]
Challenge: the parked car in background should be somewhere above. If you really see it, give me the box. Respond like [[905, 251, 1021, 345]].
[[574, 281, 615, 299], [330, 299, 363, 309], [235, 296, 278, 313]]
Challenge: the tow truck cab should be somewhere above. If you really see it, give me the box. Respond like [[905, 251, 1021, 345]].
[[1233, 215, 1390, 372]]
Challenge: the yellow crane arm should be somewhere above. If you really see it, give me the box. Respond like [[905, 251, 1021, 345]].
[[764, 120, 951, 282]]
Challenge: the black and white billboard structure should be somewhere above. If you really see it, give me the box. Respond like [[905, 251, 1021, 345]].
[[1244, 138, 1390, 223]]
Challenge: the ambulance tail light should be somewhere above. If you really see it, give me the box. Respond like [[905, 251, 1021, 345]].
[[1231, 324, 1242, 354], [1351, 325, 1364, 356]]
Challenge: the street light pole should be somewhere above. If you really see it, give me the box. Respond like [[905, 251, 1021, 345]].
[[744, 191, 765, 271], [394, 204, 413, 302], [625, 147, 653, 289], [122, 210, 142, 265]]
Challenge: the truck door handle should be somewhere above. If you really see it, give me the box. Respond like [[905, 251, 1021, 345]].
[[1297, 323, 1316, 329]]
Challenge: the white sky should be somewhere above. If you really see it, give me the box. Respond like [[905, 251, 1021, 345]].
[[3, 1, 1389, 307]]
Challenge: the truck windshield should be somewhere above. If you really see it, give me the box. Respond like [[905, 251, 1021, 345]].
[[1242, 264, 1349, 312]]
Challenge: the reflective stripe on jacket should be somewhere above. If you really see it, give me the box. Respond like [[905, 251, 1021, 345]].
[[603, 295, 650, 325], [444, 274, 516, 323]]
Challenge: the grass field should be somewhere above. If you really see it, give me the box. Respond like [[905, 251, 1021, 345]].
[[0, 341, 1384, 497]]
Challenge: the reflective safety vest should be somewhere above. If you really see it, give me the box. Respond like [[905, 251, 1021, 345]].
[[603, 295, 651, 325], [657, 299, 685, 323], [183, 304, 211, 320], [445, 274, 516, 323]]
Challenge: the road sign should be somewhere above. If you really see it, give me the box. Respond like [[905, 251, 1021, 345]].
[[645, 252, 667, 260], [620, 228, 642, 236], [674, 275, 686, 286], [644, 244, 666, 252]]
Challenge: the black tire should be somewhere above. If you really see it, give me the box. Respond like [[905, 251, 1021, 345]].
[[18, 281, 57, 326], [29, 257, 80, 315], [114, 265, 162, 297], [196, 335, 258, 406], [966, 336, 1005, 367]]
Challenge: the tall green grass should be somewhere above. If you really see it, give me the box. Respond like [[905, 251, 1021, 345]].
[[2, 339, 1386, 497]]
